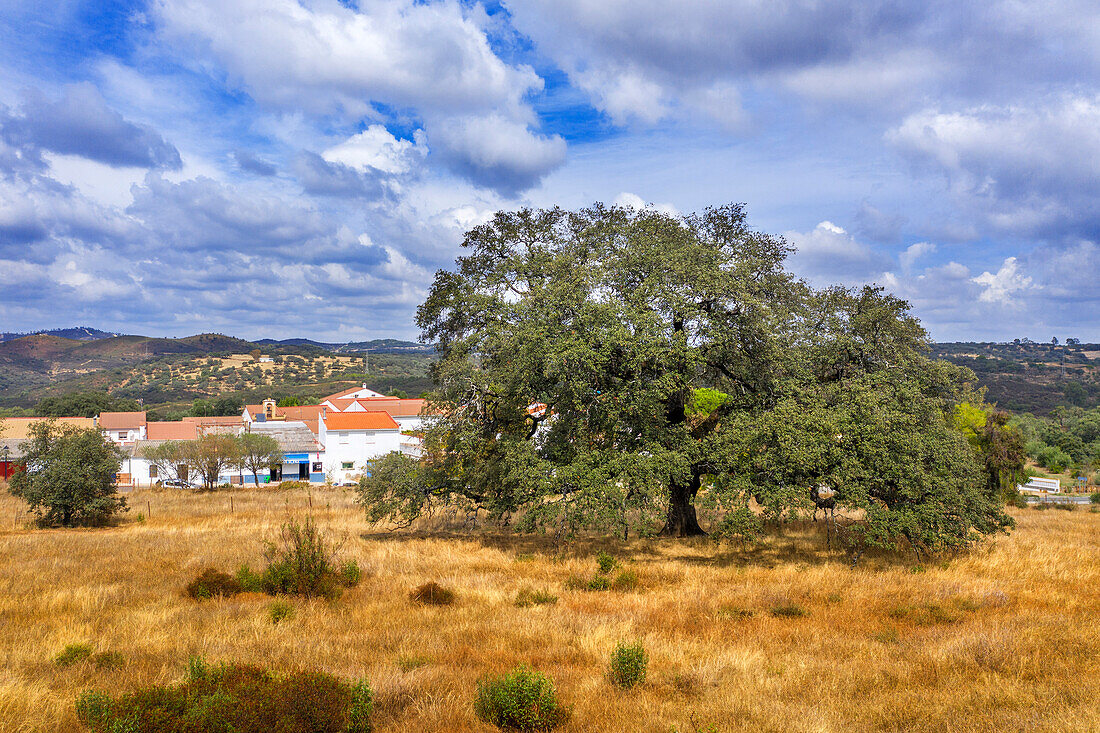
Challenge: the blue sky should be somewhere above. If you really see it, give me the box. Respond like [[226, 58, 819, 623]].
[[1, 0, 1097, 342]]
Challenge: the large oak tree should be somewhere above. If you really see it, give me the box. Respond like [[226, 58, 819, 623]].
[[360, 204, 1011, 552]]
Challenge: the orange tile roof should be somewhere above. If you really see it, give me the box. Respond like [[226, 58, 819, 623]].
[[98, 411, 147, 429], [324, 411, 399, 431], [358, 398, 428, 417], [0, 417, 96, 439], [146, 421, 198, 441]]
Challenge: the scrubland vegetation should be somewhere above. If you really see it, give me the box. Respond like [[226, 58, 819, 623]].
[[0, 484, 1097, 732]]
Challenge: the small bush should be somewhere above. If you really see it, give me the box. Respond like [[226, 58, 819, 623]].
[[595, 551, 617, 575], [608, 641, 648, 689], [341, 560, 362, 587], [514, 588, 558, 607], [612, 570, 638, 591], [236, 564, 264, 593], [1053, 501, 1076, 512], [474, 665, 570, 731], [74, 662, 373, 732], [410, 581, 455, 606], [92, 651, 125, 670], [769, 603, 808, 618], [1090, 492, 1100, 505], [55, 643, 93, 667], [187, 568, 243, 599], [188, 655, 209, 682], [269, 600, 295, 624], [261, 517, 355, 599]]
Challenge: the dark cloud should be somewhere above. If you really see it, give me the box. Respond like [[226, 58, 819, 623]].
[[293, 152, 387, 199], [1, 84, 182, 169], [233, 149, 277, 176]]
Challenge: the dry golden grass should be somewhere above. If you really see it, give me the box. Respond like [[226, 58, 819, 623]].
[[0, 487, 1097, 732]]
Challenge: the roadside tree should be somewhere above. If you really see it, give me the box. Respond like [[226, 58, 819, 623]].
[[139, 440, 193, 486], [9, 420, 126, 526], [238, 433, 284, 486], [187, 434, 241, 490]]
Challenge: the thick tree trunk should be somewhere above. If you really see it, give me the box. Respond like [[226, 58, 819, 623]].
[[659, 473, 706, 537]]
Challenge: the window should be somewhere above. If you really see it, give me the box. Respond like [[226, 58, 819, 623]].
[[149, 465, 158, 478], [118, 431, 128, 440], [312, 462, 322, 472], [341, 462, 354, 470]]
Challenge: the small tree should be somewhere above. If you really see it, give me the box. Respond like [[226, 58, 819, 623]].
[[186, 434, 241, 490], [238, 433, 284, 486], [9, 420, 127, 526], [140, 440, 192, 485]]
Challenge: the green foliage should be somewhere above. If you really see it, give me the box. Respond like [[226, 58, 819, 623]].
[[260, 517, 357, 599], [611, 570, 639, 591], [36, 391, 139, 418], [55, 643, 93, 667], [74, 662, 373, 732], [187, 568, 243, 599], [474, 665, 570, 731], [268, 600, 295, 624], [238, 433, 284, 487], [595, 551, 617, 575], [1090, 492, 1100, 505], [514, 588, 558, 607], [277, 397, 301, 407], [235, 564, 264, 593], [358, 202, 1013, 550], [607, 642, 648, 689], [9, 420, 126, 527], [409, 581, 455, 606], [709, 506, 763, 545]]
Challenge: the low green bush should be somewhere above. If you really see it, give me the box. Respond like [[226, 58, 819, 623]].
[[474, 665, 570, 731], [260, 517, 359, 599], [608, 641, 648, 689], [75, 661, 373, 732], [269, 600, 295, 624], [187, 568, 243, 599], [1090, 492, 1100, 505], [410, 581, 455, 606], [595, 551, 617, 575], [612, 570, 639, 591], [55, 643, 93, 667], [236, 564, 264, 593], [514, 588, 558, 607]]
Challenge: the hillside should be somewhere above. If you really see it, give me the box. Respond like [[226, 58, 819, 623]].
[[930, 341, 1099, 414], [0, 326, 121, 343]]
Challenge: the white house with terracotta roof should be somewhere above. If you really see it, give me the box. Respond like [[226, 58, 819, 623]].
[[318, 411, 402, 482], [98, 411, 147, 445]]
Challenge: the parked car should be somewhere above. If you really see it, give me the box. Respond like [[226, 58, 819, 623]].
[[161, 479, 193, 489]]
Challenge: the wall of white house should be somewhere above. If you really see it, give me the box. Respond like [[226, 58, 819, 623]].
[[322, 429, 403, 482]]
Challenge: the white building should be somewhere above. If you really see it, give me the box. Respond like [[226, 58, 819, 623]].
[[318, 411, 402, 482], [1017, 477, 1061, 495], [99, 411, 147, 445]]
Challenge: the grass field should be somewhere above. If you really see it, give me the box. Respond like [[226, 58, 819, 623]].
[[0, 486, 1097, 732]]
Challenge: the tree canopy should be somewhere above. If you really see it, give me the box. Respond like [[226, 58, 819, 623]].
[[9, 420, 127, 526], [359, 204, 1011, 554]]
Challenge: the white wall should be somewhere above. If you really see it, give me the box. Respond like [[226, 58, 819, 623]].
[[323, 429, 403, 482]]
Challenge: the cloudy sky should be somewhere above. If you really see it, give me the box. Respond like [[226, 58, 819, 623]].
[[1, 0, 1096, 342]]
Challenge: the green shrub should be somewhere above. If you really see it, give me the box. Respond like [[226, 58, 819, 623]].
[[514, 588, 558, 607], [474, 665, 570, 731], [269, 600, 295, 624], [236, 564, 264, 593], [341, 560, 362, 587], [260, 517, 355, 599], [612, 570, 639, 591], [769, 603, 808, 618], [186, 568, 243, 599], [74, 662, 373, 732], [55, 643, 93, 667], [188, 655, 209, 682], [92, 651, 125, 670], [565, 573, 610, 591], [1053, 501, 1076, 512], [607, 641, 648, 689], [1090, 492, 1100, 505], [595, 551, 617, 575], [410, 581, 455, 606]]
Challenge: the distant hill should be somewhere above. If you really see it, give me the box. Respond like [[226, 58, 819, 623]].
[[0, 326, 122, 343], [256, 337, 434, 354]]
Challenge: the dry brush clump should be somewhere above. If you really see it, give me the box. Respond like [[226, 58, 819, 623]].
[[75, 660, 373, 732]]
